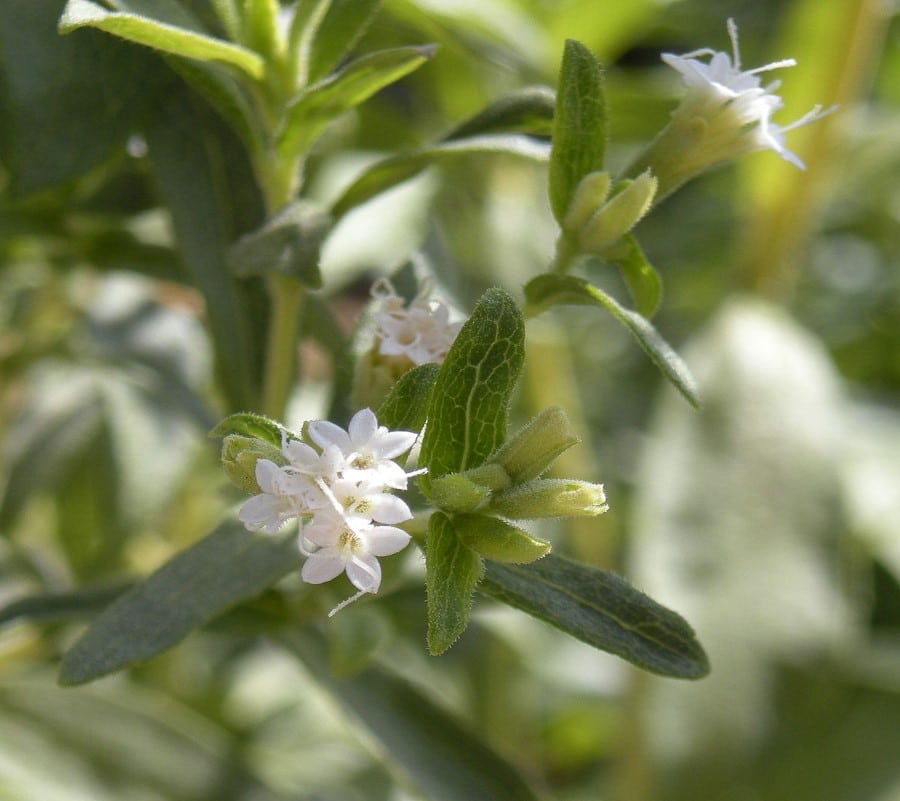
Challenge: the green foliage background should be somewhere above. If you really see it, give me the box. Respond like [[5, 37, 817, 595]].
[[2, 1, 899, 800]]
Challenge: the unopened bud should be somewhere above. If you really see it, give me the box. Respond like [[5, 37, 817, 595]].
[[562, 170, 612, 233], [431, 473, 493, 513], [490, 478, 608, 519], [577, 171, 657, 253], [453, 513, 551, 564], [221, 435, 286, 494], [491, 406, 580, 484]]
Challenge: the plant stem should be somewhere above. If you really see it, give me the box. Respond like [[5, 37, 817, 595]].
[[261, 273, 304, 418]]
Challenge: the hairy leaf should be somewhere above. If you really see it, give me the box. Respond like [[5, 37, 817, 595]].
[[59, 521, 302, 685], [611, 233, 662, 318], [481, 554, 710, 679], [209, 411, 287, 445], [420, 288, 525, 482], [548, 39, 607, 225], [524, 274, 700, 408], [378, 363, 441, 432], [426, 512, 483, 655]]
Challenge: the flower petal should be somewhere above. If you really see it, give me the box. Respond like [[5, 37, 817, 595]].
[[302, 551, 346, 584], [346, 553, 381, 593], [364, 525, 411, 557], [308, 420, 352, 454], [348, 408, 379, 447], [368, 493, 413, 524]]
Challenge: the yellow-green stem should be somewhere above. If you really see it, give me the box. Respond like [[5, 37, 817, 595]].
[[261, 273, 304, 419]]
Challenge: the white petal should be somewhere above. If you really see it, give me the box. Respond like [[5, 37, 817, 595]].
[[308, 419, 352, 453], [254, 459, 284, 494], [346, 553, 381, 592], [364, 525, 411, 557], [239, 494, 291, 533], [372, 430, 417, 459], [376, 460, 410, 490], [348, 408, 378, 447], [303, 519, 343, 548], [283, 440, 319, 470], [302, 551, 347, 584], [368, 493, 412, 524]]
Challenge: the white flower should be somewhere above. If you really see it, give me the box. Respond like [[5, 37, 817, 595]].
[[238, 459, 313, 534], [307, 407, 418, 490], [661, 18, 834, 169], [370, 279, 462, 366]]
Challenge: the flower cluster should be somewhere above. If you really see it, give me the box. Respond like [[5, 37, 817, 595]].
[[370, 278, 462, 366], [662, 18, 833, 169], [238, 408, 419, 614]]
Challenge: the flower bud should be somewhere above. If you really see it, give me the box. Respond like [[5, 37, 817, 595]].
[[490, 406, 580, 484], [576, 171, 657, 253], [453, 513, 550, 564], [431, 473, 493, 513], [562, 170, 612, 233], [490, 479, 608, 519], [221, 435, 286, 494]]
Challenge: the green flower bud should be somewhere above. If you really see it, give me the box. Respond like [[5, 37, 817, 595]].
[[562, 170, 612, 233], [491, 406, 580, 484], [431, 473, 493, 513], [453, 513, 550, 564], [221, 434, 286, 494], [490, 478, 608, 519], [576, 171, 657, 253]]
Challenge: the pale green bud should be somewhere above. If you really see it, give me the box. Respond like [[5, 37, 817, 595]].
[[453, 513, 550, 564], [491, 406, 580, 484], [576, 171, 657, 253], [490, 479, 608, 519], [431, 464, 511, 513], [221, 435, 286, 494], [562, 170, 612, 233]]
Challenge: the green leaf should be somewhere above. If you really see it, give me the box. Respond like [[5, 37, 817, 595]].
[[279, 45, 435, 158], [281, 630, 542, 801], [228, 200, 330, 287], [58, 520, 302, 685], [453, 514, 550, 564], [610, 233, 662, 318], [331, 134, 550, 219], [144, 83, 267, 411], [377, 363, 440, 432], [480, 554, 710, 679], [0, 0, 169, 194], [524, 274, 700, 408], [209, 411, 287, 445], [0, 582, 131, 627], [444, 86, 556, 140], [420, 288, 525, 483], [548, 39, 607, 225], [426, 512, 483, 656], [59, 0, 265, 79], [304, 0, 381, 84]]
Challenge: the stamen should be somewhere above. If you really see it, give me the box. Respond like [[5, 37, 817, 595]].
[[328, 588, 369, 617], [727, 18, 741, 69]]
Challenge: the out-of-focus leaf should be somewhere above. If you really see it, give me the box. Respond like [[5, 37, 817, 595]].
[[524, 274, 700, 408], [144, 84, 266, 412], [377, 362, 440, 432], [444, 86, 555, 140], [282, 630, 542, 801], [0, 0, 169, 194], [420, 288, 525, 483], [610, 232, 662, 318], [304, 0, 381, 84], [58, 520, 302, 685], [279, 45, 435, 158], [426, 512, 483, 655], [299, 293, 355, 425], [228, 200, 329, 287], [0, 582, 131, 627], [331, 134, 550, 219], [548, 39, 607, 225], [480, 553, 709, 679], [59, 0, 265, 78]]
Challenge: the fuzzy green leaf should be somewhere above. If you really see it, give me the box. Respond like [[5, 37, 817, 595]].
[[426, 512, 483, 655], [331, 134, 550, 219], [453, 514, 550, 564], [377, 363, 441, 432], [444, 86, 556, 140], [209, 412, 286, 446], [481, 554, 710, 679], [279, 45, 435, 158], [0, 582, 132, 627], [524, 274, 700, 408], [59, 0, 265, 79], [420, 288, 525, 484], [612, 233, 662, 318], [58, 520, 302, 685], [548, 39, 607, 225]]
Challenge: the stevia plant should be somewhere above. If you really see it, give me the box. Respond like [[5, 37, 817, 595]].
[[0, 4, 842, 798]]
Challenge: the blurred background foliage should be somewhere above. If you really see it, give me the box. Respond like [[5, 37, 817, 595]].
[[1, 0, 899, 799]]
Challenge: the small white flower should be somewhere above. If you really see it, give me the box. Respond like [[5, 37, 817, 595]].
[[661, 18, 834, 169], [238, 459, 312, 534], [370, 279, 462, 366], [308, 407, 418, 489]]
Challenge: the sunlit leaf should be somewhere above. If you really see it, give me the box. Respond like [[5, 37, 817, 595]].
[[444, 85, 555, 140], [59, 520, 302, 685], [524, 274, 700, 407], [209, 411, 287, 445], [481, 553, 710, 679], [610, 232, 662, 318], [303, 0, 381, 84], [377, 363, 441, 432]]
